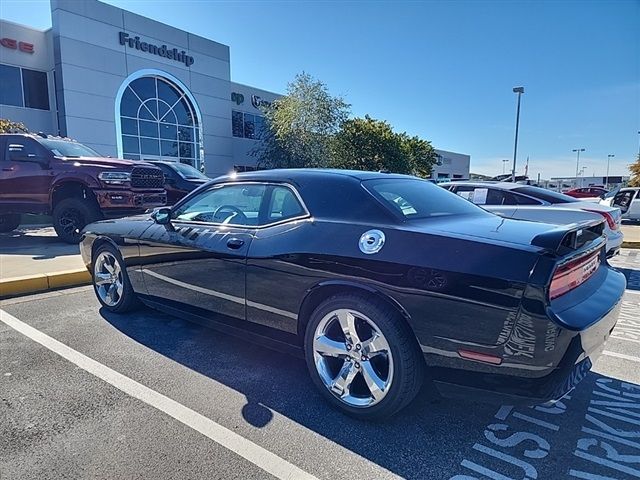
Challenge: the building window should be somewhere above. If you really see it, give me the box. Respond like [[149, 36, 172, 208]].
[[232, 110, 265, 140], [0, 64, 50, 110], [232, 111, 243, 137], [118, 75, 202, 168], [22, 69, 50, 110]]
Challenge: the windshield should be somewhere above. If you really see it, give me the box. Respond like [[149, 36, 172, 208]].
[[364, 178, 488, 220], [171, 162, 208, 180], [512, 185, 579, 204], [38, 138, 102, 158]]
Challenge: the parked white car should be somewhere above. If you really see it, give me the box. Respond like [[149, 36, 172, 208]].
[[441, 182, 623, 257], [600, 187, 640, 222]]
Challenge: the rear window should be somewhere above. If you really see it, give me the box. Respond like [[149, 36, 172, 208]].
[[363, 178, 487, 220], [512, 186, 579, 204]]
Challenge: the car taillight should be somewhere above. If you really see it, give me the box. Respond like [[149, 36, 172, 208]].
[[549, 251, 601, 300], [584, 209, 618, 230]]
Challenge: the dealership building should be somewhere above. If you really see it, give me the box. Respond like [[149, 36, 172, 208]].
[[0, 0, 470, 179]]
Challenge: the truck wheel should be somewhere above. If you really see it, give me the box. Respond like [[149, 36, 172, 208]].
[[304, 295, 425, 420], [53, 198, 101, 244], [0, 214, 21, 233]]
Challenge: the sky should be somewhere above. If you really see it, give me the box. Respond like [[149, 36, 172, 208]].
[[1, 0, 639, 179]]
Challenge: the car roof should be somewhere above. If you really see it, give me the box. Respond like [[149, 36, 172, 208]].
[[214, 168, 415, 184], [439, 181, 523, 190]]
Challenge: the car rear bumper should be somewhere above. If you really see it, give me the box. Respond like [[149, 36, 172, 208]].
[[429, 267, 625, 406], [606, 229, 623, 257], [94, 189, 166, 213]]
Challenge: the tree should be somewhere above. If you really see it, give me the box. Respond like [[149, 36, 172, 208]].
[[630, 153, 640, 187], [252, 72, 350, 169], [0, 119, 28, 133], [332, 116, 408, 173], [331, 116, 438, 177]]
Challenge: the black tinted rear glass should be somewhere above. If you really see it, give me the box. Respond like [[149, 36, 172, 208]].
[[512, 186, 579, 204], [364, 178, 487, 219]]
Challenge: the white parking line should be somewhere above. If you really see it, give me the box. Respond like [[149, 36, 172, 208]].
[[603, 350, 640, 364], [0, 308, 318, 480]]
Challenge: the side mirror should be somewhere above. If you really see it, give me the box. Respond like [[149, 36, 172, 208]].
[[152, 207, 172, 225]]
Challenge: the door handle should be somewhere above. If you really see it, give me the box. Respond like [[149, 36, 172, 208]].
[[226, 238, 245, 249], [2, 167, 14, 171]]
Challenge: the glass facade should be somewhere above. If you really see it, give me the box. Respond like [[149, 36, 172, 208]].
[[0, 64, 49, 110], [119, 76, 201, 168], [232, 110, 266, 139]]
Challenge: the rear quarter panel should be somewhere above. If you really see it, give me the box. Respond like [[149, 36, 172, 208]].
[[245, 219, 541, 350]]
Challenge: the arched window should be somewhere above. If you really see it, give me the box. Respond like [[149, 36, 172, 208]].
[[116, 72, 203, 168]]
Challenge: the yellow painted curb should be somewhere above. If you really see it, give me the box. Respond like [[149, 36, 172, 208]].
[[622, 241, 640, 249], [48, 269, 92, 289], [0, 269, 91, 299]]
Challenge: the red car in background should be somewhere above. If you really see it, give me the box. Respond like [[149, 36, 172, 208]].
[[564, 187, 608, 199]]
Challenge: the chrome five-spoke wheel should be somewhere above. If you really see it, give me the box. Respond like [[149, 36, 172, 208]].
[[313, 308, 393, 408], [93, 251, 124, 307]]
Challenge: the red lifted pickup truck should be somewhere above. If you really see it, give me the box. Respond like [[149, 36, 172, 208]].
[[0, 133, 166, 243]]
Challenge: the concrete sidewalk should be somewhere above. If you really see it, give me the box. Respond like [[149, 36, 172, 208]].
[[0, 226, 89, 298], [621, 222, 640, 246]]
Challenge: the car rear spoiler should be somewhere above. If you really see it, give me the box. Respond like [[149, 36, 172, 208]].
[[531, 218, 605, 255]]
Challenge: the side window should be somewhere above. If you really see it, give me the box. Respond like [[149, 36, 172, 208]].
[[6, 138, 45, 162], [455, 187, 498, 205], [173, 184, 266, 226], [267, 186, 305, 222], [508, 192, 542, 205]]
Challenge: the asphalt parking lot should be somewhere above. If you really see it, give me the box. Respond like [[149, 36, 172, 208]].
[[1, 250, 639, 480]]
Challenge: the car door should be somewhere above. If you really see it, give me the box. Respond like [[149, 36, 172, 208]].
[[612, 190, 634, 215], [245, 184, 311, 334], [138, 182, 268, 321], [627, 190, 640, 219], [0, 136, 52, 212]]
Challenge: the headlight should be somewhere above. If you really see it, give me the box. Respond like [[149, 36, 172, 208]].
[[98, 171, 131, 185]]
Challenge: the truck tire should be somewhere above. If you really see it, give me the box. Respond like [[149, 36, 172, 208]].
[[53, 198, 101, 244], [0, 214, 21, 233]]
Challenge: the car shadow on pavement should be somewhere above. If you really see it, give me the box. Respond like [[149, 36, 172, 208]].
[[101, 307, 640, 480]]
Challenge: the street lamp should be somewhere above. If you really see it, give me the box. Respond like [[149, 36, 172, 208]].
[[502, 159, 509, 174], [511, 86, 525, 182], [572, 148, 585, 187], [606, 154, 615, 189]]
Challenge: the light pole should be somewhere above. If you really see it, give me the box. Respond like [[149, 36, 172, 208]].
[[573, 148, 585, 187], [511, 86, 525, 182], [502, 159, 509, 174], [606, 154, 614, 189]]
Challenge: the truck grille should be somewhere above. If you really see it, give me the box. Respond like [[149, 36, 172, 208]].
[[131, 167, 164, 189]]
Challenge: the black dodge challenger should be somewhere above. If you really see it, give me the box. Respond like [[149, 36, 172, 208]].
[[80, 169, 625, 419]]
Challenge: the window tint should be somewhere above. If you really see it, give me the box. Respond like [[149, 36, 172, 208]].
[[268, 186, 305, 221], [509, 192, 542, 205], [0, 64, 23, 107], [512, 186, 578, 204], [7, 138, 45, 161], [364, 178, 486, 219], [173, 184, 266, 226], [22, 69, 49, 110]]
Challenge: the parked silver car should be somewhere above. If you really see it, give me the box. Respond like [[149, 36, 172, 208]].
[[440, 181, 623, 257]]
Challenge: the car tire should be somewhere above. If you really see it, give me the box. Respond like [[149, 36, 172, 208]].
[[92, 243, 139, 313], [304, 294, 425, 420], [0, 213, 21, 233], [53, 197, 101, 244]]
